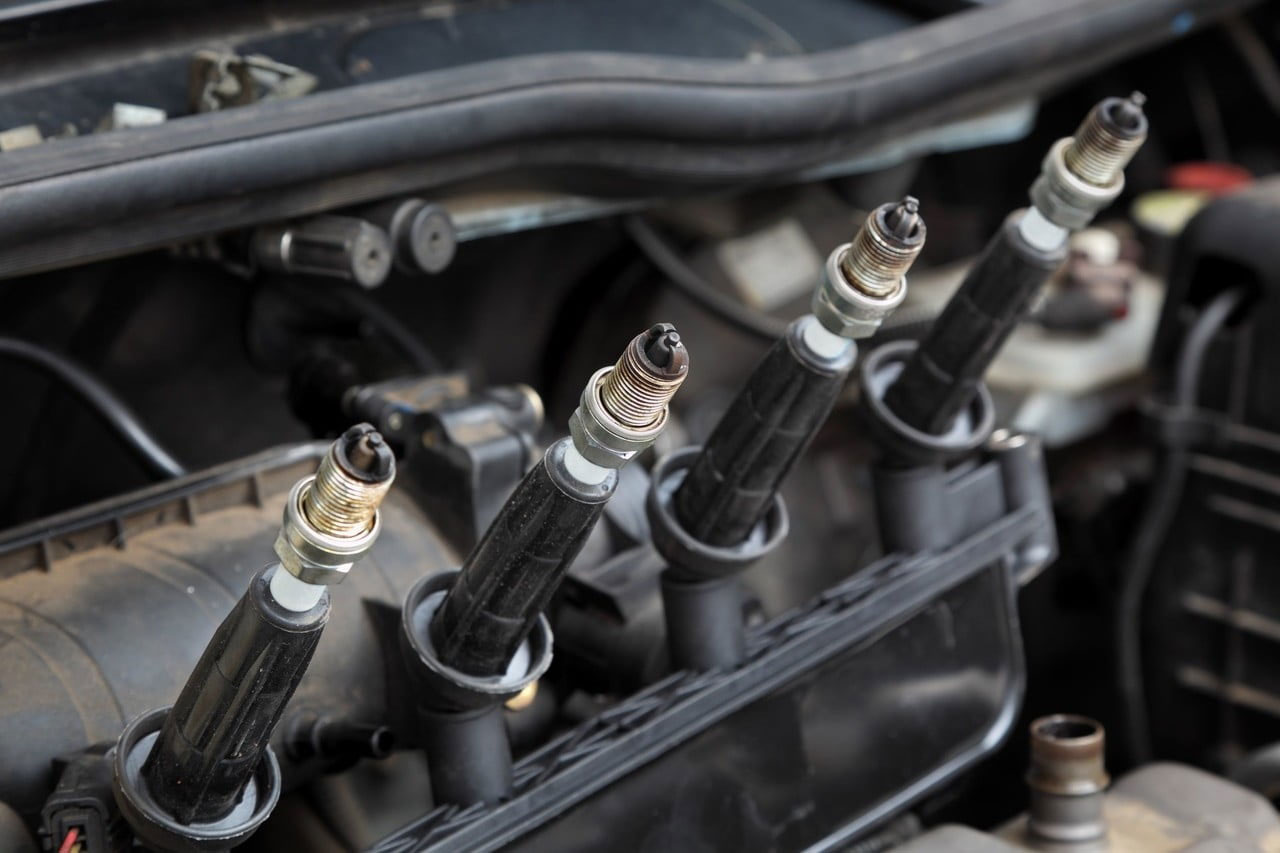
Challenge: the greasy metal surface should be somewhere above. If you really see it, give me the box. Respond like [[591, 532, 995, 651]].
[[0, 443, 457, 818], [899, 764, 1280, 851]]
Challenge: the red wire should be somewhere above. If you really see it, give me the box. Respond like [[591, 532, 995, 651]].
[[57, 827, 79, 853]]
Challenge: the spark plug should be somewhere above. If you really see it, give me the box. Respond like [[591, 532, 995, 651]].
[[430, 324, 688, 675], [113, 426, 394, 851], [671, 197, 923, 548], [400, 325, 687, 804], [880, 94, 1147, 439]]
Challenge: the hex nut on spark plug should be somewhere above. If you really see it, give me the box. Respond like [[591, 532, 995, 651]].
[[274, 423, 394, 585], [813, 197, 923, 340], [1030, 92, 1148, 230], [568, 324, 689, 468], [274, 476, 383, 585]]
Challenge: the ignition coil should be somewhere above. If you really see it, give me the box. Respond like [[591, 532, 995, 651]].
[[877, 94, 1148, 445], [673, 197, 924, 547], [649, 198, 924, 670], [400, 325, 688, 806], [112, 425, 395, 852]]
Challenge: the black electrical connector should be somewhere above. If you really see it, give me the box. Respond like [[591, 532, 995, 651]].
[[42, 749, 126, 853], [141, 570, 328, 824], [879, 94, 1149, 442], [399, 438, 614, 806], [650, 198, 925, 671]]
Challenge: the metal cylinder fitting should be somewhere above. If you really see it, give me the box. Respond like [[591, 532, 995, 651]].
[[363, 198, 458, 275], [569, 324, 689, 468], [253, 215, 394, 289], [274, 424, 396, 585], [1031, 93, 1148, 230], [813, 196, 924, 339], [304, 428, 394, 537], [600, 324, 689, 429], [1065, 92, 1148, 187], [1027, 714, 1110, 845]]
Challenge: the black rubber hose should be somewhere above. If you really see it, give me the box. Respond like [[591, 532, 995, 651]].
[[0, 0, 1247, 275], [624, 217, 788, 342], [1117, 286, 1244, 765], [0, 336, 187, 479]]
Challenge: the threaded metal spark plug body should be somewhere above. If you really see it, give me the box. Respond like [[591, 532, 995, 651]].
[[303, 426, 394, 538], [274, 423, 396, 588], [570, 324, 690, 469], [599, 323, 689, 428], [840, 196, 925, 298], [1031, 92, 1148, 230], [1064, 92, 1148, 187], [813, 196, 924, 339]]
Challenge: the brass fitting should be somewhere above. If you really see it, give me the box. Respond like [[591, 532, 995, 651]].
[[274, 424, 396, 585], [813, 196, 925, 339], [1031, 93, 1148, 230], [568, 324, 689, 468]]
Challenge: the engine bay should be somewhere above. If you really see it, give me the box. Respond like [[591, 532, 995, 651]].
[[3, 1, 1280, 850]]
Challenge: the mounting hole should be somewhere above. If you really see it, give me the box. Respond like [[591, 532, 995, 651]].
[[1034, 715, 1100, 742]]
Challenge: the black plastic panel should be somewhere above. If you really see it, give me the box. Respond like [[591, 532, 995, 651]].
[[371, 501, 1036, 852]]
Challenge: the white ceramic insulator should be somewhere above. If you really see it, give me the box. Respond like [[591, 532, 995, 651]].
[[269, 567, 327, 612], [1020, 206, 1070, 251], [563, 442, 613, 485]]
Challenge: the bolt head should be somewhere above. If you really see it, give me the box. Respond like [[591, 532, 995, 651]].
[[1030, 138, 1124, 230], [568, 406, 639, 469], [811, 243, 907, 340], [566, 367, 665, 469], [274, 476, 380, 585]]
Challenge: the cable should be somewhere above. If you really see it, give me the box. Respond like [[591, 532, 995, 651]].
[[56, 827, 78, 853], [1117, 286, 1244, 764], [329, 287, 443, 375], [1223, 15, 1280, 120], [0, 336, 188, 479], [623, 216, 789, 342], [624, 215, 936, 346]]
